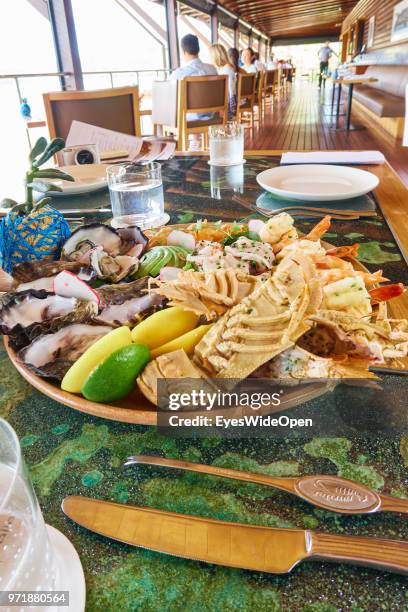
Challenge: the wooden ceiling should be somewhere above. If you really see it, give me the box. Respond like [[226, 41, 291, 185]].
[[221, 0, 360, 39]]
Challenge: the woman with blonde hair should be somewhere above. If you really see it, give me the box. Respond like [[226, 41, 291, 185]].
[[209, 43, 237, 118]]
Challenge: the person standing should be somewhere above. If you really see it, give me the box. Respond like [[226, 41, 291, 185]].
[[317, 41, 337, 87]]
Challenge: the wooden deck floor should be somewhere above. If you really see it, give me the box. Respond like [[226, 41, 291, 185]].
[[245, 80, 408, 186]]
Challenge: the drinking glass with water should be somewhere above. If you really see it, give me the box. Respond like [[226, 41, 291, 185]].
[[107, 162, 165, 229], [209, 122, 244, 167]]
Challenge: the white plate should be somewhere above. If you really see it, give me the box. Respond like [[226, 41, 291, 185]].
[[43, 164, 108, 196], [256, 164, 379, 201], [47, 524, 86, 611]]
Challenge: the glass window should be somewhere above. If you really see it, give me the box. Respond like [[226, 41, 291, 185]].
[[177, 4, 211, 64]]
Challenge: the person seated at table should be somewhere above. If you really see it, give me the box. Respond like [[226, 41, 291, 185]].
[[171, 34, 217, 81], [228, 47, 246, 75], [266, 53, 278, 69], [210, 43, 237, 119], [253, 52, 265, 71], [170, 33, 217, 149], [241, 48, 257, 74]]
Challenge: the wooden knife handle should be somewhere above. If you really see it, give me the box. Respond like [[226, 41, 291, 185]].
[[380, 495, 408, 514], [311, 532, 408, 575]]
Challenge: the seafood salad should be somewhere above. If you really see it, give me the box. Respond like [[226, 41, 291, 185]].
[[0, 214, 407, 406]]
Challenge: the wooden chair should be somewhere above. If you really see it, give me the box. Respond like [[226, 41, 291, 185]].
[[236, 73, 257, 127], [43, 86, 142, 141], [178, 75, 228, 150], [152, 75, 228, 150], [255, 70, 265, 121], [263, 69, 277, 107]]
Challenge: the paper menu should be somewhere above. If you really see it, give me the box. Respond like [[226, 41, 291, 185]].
[[66, 120, 175, 162]]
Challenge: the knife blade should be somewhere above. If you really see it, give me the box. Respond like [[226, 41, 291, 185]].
[[62, 496, 408, 575]]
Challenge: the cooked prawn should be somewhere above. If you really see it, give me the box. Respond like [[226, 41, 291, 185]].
[[304, 216, 331, 241], [325, 243, 360, 259]]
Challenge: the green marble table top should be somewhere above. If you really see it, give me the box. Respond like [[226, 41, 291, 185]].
[[4, 156, 408, 611]]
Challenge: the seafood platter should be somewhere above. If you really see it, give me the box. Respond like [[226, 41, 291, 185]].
[[1, 213, 407, 425]]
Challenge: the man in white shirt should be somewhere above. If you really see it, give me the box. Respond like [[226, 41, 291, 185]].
[[171, 34, 217, 122], [318, 41, 337, 87]]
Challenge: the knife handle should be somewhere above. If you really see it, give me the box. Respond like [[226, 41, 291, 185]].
[[380, 495, 408, 514], [311, 532, 408, 575]]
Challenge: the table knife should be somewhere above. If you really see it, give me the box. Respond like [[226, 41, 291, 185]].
[[124, 455, 408, 516], [62, 496, 408, 575]]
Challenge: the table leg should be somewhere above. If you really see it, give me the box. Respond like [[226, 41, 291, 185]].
[[335, 82, 342, 125], [346, 83, 353, 131]]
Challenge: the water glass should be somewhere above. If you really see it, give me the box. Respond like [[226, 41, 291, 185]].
[[107, 162, 165, 229], [0, 419, 57, 605], [210, 164, 244, 199], [209, 122, 244, 167]]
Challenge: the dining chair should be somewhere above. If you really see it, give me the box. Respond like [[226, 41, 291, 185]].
[[236, 73, 257, 127], [255, 70, 265, 122], [152, 75, 228, 150], [43, 86, 142, 141]]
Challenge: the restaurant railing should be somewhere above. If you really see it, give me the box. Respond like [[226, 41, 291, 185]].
[[1, 68, 169, 147]]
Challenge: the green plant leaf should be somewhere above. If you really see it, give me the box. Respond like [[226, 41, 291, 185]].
[[0, 198, 18, 209], [32, 138, 66, 168], [29, 137, 47, 162], [33, 168, 75, 182], [27, 181, 62, 193], [33, 197, 52, 211], [10, 202, 29, 214]]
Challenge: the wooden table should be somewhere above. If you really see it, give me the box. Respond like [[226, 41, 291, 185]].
[[330, 76, 379, 132], [4, 151, 408, 610]]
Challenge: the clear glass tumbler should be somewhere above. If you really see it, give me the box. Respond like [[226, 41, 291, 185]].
[[0, 419, 57, 603], [208, 122, 244, 167], [107, 162, 165, 229]]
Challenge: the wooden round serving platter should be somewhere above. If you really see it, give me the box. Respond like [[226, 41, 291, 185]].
[[4, 222, 373, 426]]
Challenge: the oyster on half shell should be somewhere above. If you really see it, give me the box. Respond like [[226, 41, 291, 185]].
[[61, 223, 148, 262], [96, 277, 166, 326], [90, 247, 139, 282], [18, 324, 111, 380], [0, 290, 97, 350]]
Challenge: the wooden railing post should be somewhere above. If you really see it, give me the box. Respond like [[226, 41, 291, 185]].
[[48, 0, 83, 90], [211, 3, 218, 45], [164, 0, 180, 71]]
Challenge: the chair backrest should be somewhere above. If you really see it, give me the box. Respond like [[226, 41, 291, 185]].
[[181, 75, 228, 116], [257, 71, 265, 104], [238, 73, 256, 98], [151, 80, 178, 128], [265, 70, 276, 87], [43, 87, 141, 140]]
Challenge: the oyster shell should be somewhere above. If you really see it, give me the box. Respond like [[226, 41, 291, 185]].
[[97, 294, 164, 327], [62, 224, 123, 261], [96, 277, 166, 326], [12, 260, 93, 283], [62, 223, 148, 262], [97, 277, 150, 306], [18, 324, 111, 380], [0, 290, 97, 350], [90, 247, 138, 282]]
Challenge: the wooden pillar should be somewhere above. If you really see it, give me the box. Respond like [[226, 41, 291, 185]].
[[258, 36, 262, 59], [164, 0, 180, 70], [210, 4, 218, 44], [248, 29, 253, 48], [48, 0, 83, 90], [234, 21, 239, 49]]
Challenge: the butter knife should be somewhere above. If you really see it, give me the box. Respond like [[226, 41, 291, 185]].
[[62, 496, 408, 575], [124, 455, 408, 515]]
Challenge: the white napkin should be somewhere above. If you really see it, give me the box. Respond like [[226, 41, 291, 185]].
[[281, 151, 385, 165]]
